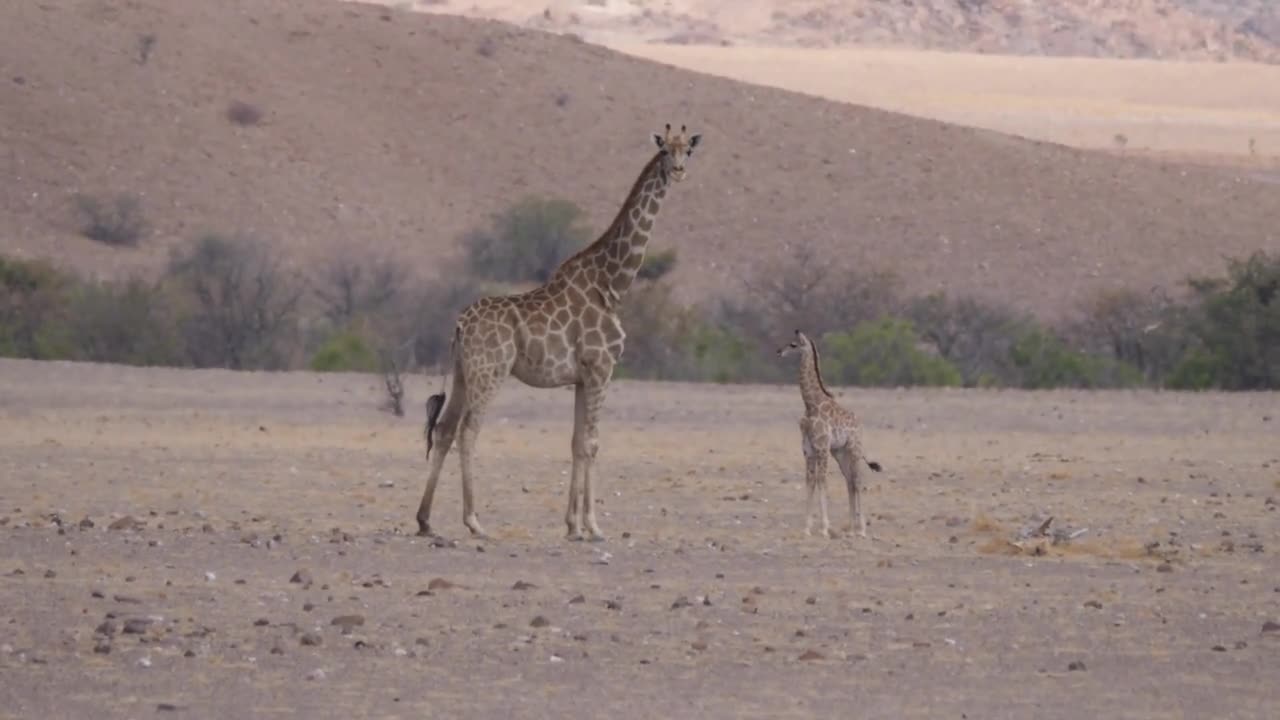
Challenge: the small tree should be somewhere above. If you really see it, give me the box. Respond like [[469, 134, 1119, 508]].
[[167, 234, 304, 370], [464, 196, 592, 283], [68, 278, 180, 366], [0, 256, 76, 359]]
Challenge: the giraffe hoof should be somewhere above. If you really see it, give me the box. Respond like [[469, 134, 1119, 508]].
[[586, 532, 607, 543], [416, 523, 432, 538], [566, 531, 584, 542]]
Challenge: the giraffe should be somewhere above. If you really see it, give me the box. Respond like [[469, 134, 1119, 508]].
[[416, 124, 702, 541], [777, 329, 883, 539]]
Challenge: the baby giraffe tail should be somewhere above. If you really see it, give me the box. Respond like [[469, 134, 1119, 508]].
[[866, 459, 883, 472], [424, 392, 446, 455]]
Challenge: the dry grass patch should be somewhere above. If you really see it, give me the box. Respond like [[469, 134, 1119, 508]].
[[970, 513, 1003, 534]]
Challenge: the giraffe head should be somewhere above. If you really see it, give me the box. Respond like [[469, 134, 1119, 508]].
[[777, 329, 813, 359], [652, 123, 702, 182]]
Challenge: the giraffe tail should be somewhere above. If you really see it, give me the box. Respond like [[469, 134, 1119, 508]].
[[424, 326, 461, 455], [866, 460, 883, 472]]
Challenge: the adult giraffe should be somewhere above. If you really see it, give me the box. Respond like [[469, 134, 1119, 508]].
[[417, 124, 702, 541]]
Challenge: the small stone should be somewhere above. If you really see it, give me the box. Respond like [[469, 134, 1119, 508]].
[[805, 596, 816, 605], [605, 600, 622, 611], [530, 615, 550, 628], [1068, 660, 1086, 671], [427, 578, 457, 591], [568, 594, 585, 604], [43, 569, 56, 579], [91, 590, 105, 599], [1156, 563, 1173, 573], [270, 646, 284, 655], [93, 640, 111, 654], [798, 649, 824, 661], [1234, 640, 1248, 649], [691, 640, 707, 651], [1084, 600, 1103, 609], [253, 618, 269, 627], [671, 596, 692, 609], [123, 618, 152, 634], [331, 615, 365, 634], [1211, 645, 1227, 652], [300, 632, 322, 647], [290, 569, 313, 586], [512, 580, 536, 591], [95, 620, 117, 636], [114, 595, 141, 604], [156, 703, 181, 712], [306, 668, 325, 681], [108, 516, 143, 531], [1262, 621, 1280, 633], [204, 572, 216, 582], [303, 603, 315, 612], [79, 517, 94, 529]]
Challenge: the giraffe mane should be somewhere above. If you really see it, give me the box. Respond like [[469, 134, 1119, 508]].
[[809, 338, 833, 399], [559, 150, 665, 269]]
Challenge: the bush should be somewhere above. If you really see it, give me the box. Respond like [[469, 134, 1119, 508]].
[[1009, 326, 1141, 389], [465, 196, 592, 283], [310, 329, 379, 373], [1072, 287, 1188, 383], [637, 249, 678, 281], [67, 279, 180, 366], [167, 234, 304, 370], [74, 193, 147, 247], [820, 318, 962, 387], [1169, 251, 1280, 390], [0, 256, 76, 359], [907, 292, 1027, 387]]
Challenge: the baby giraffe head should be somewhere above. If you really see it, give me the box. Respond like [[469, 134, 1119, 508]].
[[777, 329, 813, 359], [652, 123, 702, 182]]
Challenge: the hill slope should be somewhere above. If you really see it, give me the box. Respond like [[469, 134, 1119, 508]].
[[403, 0, 1280, 64], [2, 0, 1279, 322]]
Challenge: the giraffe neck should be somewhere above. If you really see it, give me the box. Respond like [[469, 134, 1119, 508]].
[[561, 151, 670, 305], [798, 343, 832, 413]]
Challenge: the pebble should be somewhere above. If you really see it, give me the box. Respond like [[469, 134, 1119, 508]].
[[798, 649, 824, 661], [1068, 660, 1087, 671], [512, 580, 537, 591], [306, 668, 326, 681], [300, 632, 323, 646], [290, 569, 314, 586], [530, 616, 550, 628], [123, 618, 152, 634], [331, 615, 365, 634]]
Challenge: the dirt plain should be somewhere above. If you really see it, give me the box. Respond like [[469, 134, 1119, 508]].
[[1, 358, 1278, 718]]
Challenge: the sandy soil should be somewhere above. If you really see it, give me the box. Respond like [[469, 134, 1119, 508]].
[[1, 358, 1277, 718]]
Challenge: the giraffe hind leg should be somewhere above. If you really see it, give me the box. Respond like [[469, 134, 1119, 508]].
[[834, 447, 867, 538], [416, 372, 465, 537]]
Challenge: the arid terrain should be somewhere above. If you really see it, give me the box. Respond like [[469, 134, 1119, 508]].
[[4, 0, 1280, 326], [1, 358, 1277, 717]]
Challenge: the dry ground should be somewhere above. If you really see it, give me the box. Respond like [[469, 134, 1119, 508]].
[[1, 358, 1278, 718]]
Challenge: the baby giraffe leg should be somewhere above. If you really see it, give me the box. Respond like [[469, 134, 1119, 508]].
[[800, 423, 831, 537], [835, 448, 867, 538]]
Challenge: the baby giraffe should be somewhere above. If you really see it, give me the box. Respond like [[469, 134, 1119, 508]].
[[777, 330, 882, 538]]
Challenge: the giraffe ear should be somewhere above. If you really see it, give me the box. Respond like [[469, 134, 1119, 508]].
[[689, 134, 702, 148], [653, 133, 665, 149]]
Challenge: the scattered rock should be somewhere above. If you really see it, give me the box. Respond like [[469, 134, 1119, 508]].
[[605, 600, 622, 611], [93, 640, 111, 654], [300, 632, 323, 647], [671, 596, 692, 609], [1262, 621, 1280, 633], [512, 580, 536, 591], [427, 578, 457, 591], [331, 615, 365, 634], [568, 594, 585, 604], [1084, 600, 1103, 610], [1068, 660, 1087, 671], [95, 620, 117, 636], [1211, 644, 1227, 652], [530, 616, 550, 628], [303, 602, 315, 612], [253, 618, 269, 627], [1156, 563, 1174, 573], [798, 649, 824, 661], [204, 571, 216, 582], [44, 569, 56, 579], [290, 569, 314, 587], [108, 516, 144, 531], [156, 703, 182, 712], [306, 668, 326, 681], [122, 618, 152, 634], [691, 640, 708, 651], [805, 596, 817, 605], [79, 517, 94, 530]]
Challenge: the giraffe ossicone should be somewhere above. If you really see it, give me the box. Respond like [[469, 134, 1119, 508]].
[[417, 124, 702, 541], [777, 330, 883, 539]]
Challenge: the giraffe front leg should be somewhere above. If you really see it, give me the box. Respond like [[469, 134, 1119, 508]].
[[814, 452, 833, 539], [576, 370, 611, 542], [458, 412, 490, 540]]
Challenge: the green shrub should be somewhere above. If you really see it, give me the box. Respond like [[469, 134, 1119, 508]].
[[465, 196, 591, 283], [1173, 251, 1280, 389], [67, 279, 180, 366], [820, 318, 962, 387], [0, 256, 76, 359], [1009, 326, 1141, 389], [310, 329, 379, 373]]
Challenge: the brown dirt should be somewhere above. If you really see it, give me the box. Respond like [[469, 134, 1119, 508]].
[[4, 0, 1280, 324], [1, 358, 1278, 717]]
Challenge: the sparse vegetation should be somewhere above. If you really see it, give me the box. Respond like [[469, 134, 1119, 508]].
[[74, 193, 147, 247], [6, 195, 1278, 391]]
